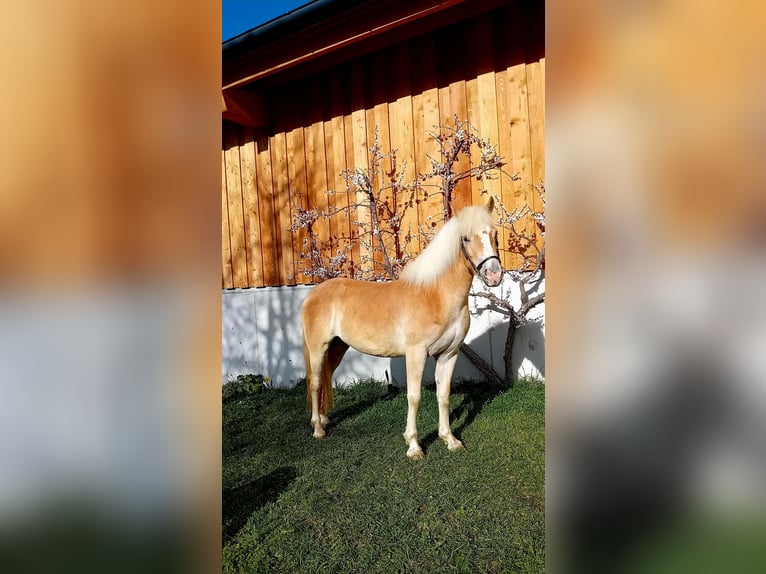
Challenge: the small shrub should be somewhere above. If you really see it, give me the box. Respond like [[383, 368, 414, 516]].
[[223, 374, 271, 400]]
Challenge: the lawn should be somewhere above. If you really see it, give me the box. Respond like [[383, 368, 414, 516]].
[[222, 377, 545, 573]]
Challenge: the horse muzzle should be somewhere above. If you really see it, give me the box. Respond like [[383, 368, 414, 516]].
[[476, 256, 503, 287]]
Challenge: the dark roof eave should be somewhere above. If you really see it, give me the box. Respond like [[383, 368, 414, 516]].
[[223, 0, 354, 56]]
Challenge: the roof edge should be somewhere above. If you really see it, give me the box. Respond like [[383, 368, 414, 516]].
[[223, 0, 353, 54]]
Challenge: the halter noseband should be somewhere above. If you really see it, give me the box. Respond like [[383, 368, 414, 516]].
[[460, 239, 501, 278]]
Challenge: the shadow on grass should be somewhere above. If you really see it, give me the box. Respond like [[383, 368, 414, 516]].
[[223, 382, 402, 544], [223, 465, 298, 543], [223, 390, 308, 459], [327, 383, 402, 435], [420, 380, 508, 453]]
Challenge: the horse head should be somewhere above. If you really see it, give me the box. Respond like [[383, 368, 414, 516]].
[[459, 197, 503, 287]]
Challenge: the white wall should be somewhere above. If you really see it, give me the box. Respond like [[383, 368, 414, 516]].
[[222, 273, 545, 386]]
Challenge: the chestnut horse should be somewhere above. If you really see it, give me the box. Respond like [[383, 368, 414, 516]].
[[301, 199, 503, 459]]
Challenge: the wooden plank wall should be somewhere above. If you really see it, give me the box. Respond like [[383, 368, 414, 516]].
[[222, 2, 544, 288]]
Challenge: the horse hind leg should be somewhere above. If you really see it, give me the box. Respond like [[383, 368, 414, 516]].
[[305, 337, 348, 440], [308, 353, 327, 439], [304, 332, 329, 439]]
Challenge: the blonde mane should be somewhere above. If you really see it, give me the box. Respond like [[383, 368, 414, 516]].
[[400, 206, 493, 286]]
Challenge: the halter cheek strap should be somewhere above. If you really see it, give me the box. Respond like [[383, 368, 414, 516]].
[[460, 240, 501, 276]]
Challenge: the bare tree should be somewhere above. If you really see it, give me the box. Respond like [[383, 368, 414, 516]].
[[291, 117, 545, 385], [289, 127, 420, 282]]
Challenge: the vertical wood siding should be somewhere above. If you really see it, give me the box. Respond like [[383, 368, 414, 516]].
[[222, 2, 544, 288]]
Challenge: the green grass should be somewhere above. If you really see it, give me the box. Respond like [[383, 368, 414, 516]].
[[223, 378, 545, 574]]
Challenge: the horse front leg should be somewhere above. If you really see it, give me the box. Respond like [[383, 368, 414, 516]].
[[306, 343, 329, 440], [403, 347, 427, 460], [435, 351, 464, 451]]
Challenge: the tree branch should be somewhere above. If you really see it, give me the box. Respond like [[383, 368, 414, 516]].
[[459, 343, 504, 386], [520, 292, 545, 316]]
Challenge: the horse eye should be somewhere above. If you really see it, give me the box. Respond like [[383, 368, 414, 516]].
[[462, 236, 470, 242]]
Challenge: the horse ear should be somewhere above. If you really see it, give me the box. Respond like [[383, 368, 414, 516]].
[[485, 196, 495, 213]]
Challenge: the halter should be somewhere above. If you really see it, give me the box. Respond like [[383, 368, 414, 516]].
[[460, 239, 501, 278]]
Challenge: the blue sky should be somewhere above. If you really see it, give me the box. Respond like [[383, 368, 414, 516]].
[[223, 0, 311, 42]]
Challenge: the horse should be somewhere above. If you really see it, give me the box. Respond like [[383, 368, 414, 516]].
[[301, 198, 503, 459]]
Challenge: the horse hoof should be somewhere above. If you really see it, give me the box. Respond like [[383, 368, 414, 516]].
[[313, 430, 326, 440], [448, 440, 465, 451], [407, 447, 425, 460]]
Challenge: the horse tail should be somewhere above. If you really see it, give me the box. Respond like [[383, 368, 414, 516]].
[[303, 328, 312, 412], [319, 353, 334, 413]]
